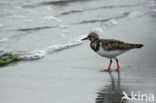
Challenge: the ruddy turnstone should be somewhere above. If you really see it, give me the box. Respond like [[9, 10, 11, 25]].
[[82, 32, 143, 72]]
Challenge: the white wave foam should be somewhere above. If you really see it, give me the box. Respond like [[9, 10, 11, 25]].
[[105, 19, 118, 26], [153, 9, 156, 12], [14, 6, 22, 10], [60, 33, 66, 37], [62, 29, 69, 33], [3, 9, 15, 13], [59, 25, 70, 28], [0, 48, 14, 55], [19, 50, 47, 60], [0, 24, 4, 28], [24, 20, 34, 23], [44, 6, 53, 10], [43, 16, 63, 22], [9, 15, 25, 19], [18, 35, 86, 60], [128, 11, 143, 18], [0, 38, 9, 43]]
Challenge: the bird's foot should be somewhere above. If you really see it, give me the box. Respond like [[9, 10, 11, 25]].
[[114, 69, 119, 72], [100, 69, 110, 72]]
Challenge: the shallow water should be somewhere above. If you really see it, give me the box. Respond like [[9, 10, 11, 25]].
[[0, 0, 155, 60]]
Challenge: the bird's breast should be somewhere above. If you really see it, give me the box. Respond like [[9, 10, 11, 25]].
[[97, 46, 127, 58], [90, 41, 100, 52]]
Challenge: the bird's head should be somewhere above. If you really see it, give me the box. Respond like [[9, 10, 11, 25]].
[[81, 32, 99, 42]]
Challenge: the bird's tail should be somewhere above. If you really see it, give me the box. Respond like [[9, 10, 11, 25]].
[[134, 44, 143, 48], [128, 43, 143, 49]]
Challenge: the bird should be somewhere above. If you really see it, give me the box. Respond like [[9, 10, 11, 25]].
[[81, 32, 143, 72]]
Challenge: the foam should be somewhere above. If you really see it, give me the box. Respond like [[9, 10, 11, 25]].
[[128, 11, 143, 18], [0, 24, 4, 28], [9, 15, 26, 19], [0, 38, 9, 43], [43, 16, 63, 22], [105, 19, 118, 26], [18, 35, 86, 60]]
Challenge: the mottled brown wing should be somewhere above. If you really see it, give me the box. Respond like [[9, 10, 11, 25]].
[[100, 39, 138, 51]]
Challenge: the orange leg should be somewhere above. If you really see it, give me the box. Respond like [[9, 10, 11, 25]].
[[101, 59, 112, 72], [115, 58, 120, 72]]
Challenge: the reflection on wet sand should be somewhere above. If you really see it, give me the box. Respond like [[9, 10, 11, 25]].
[[96, 72, 128, 103]]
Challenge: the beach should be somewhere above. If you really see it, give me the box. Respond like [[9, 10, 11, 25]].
[[0, 0, 156, 103]]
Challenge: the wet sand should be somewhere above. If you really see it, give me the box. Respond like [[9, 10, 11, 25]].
[[0, 0, 156, 103]]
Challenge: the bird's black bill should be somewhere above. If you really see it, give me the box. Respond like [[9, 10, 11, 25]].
[[81, 37, 88, 41]]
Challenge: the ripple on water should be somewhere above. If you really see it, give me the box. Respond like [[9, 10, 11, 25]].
[[128, 11, 143, 18], [0, 38, 9, 43], [0, 35, 86, 61], [105, 19, 118, 26]]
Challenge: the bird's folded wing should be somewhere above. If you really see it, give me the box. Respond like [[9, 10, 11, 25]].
[[100, 39, 136, 51]]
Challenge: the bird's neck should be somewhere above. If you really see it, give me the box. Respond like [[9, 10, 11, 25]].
[[90, 40, 100, 52], [91, 39, 99, 43]]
